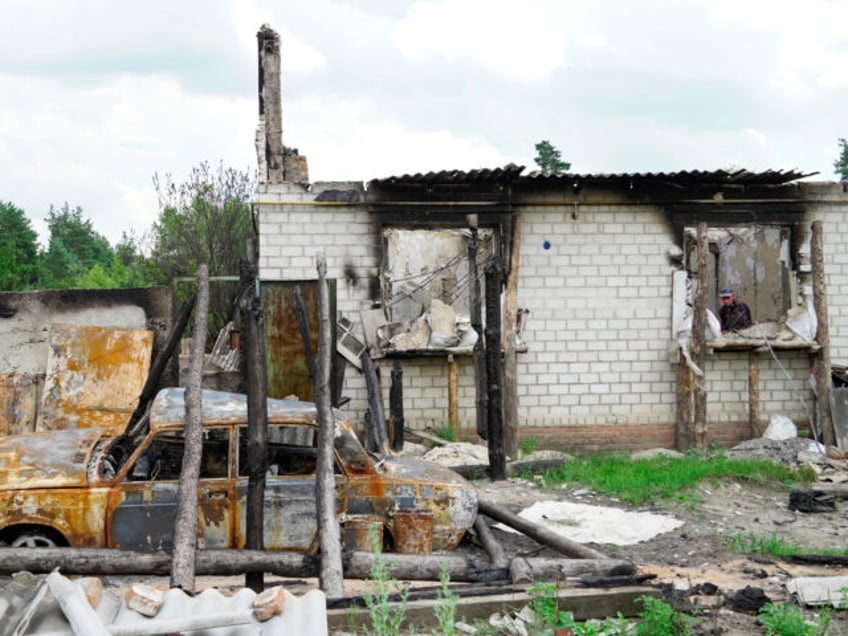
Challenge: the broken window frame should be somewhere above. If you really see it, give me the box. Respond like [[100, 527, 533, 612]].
[[682, 223, 799, 324]]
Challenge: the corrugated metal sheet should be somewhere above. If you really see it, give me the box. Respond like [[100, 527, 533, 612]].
[[519, 168, 817, 185], [368, 167, 816, 188], [8, 573, 328, 635], [368, 165, 525, 187], [37, 324, 153, 434]]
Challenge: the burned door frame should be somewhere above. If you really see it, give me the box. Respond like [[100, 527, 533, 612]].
[[260, 280, 339, 404]]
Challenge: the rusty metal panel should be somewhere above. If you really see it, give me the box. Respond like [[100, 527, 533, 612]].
[[0, 427, 103, 489], [260, 281, 337, 402], [0, 373, 43, 435], [36, 323, 153, 434]]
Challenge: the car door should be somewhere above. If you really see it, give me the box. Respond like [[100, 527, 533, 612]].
[[107, 428, 234, 551], [236, 423, 327, 552]]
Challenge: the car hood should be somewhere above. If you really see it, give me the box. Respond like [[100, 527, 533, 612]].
[[0, 428, 106, 489], [380, 456, 472, 487]]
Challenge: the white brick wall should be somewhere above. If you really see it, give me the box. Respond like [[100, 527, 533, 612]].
[[257, 180, 848, 439]]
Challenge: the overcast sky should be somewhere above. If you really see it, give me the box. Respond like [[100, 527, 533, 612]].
[[1, 0, 846, 246]]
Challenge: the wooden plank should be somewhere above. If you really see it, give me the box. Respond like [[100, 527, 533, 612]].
[[467, 217, 488, 440]]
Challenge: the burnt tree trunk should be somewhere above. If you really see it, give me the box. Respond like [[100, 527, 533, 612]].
[[692, 223, 708, 450], [502, 214, 522, 460], [477, 499, 610, 561], [389, 360, 404, 452], [240, 249, 268, 593], [485, 256, 506, 480], [170, 264, 209, 592], [812, 220, 835, 446], [468, 216, 488, 440], [315, 255, 344, 599]]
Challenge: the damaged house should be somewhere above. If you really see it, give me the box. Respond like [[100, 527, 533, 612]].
[[256, 167, 848, 453], [250, 25, 848, 454]]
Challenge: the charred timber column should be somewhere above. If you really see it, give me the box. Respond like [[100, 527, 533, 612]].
[[502, 214, 522, 460], [467, 215, 488, 440], [811, 221, 835, 446], [485, 256, 506, 480], [257, 24, 284, 184], [692, 223, 708, 450]]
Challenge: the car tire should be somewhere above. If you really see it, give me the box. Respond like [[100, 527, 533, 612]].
[[10, 530, 59, 548]]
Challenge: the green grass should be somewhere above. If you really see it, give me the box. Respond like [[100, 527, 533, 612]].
[[433, 424, 457, 442], [519, 436, 539, 456], [728, 531, 848, 559], [537, 450, 813, 506]]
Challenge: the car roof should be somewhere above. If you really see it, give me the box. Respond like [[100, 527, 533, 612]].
[[149, 388, 349, 431]]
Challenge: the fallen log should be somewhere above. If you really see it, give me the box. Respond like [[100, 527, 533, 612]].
[[510, 557, 533, 585], [0, 548, 319, 577], [518, 557, 635, 583], [474, 516, 507, 568], [578, 573, 656, 588], [477, 499, 612, 561], [342, 552, 507, 583]]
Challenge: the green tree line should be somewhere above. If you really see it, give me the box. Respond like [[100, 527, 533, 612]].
[[0, 161, 255, 334]]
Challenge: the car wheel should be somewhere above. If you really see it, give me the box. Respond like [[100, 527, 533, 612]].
[[10, 530, 58, 548]]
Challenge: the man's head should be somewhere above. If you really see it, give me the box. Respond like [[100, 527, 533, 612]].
[[719, 287, 735, 305]]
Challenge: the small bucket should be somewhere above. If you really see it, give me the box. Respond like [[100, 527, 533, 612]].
[[343, 515, 383, 552], [392, 510, 434, 555]]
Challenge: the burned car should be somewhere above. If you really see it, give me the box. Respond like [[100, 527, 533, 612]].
[[0, 388, 477, 553]]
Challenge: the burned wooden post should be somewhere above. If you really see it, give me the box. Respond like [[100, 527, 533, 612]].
[[389, 360, 404, 452], [170, 264, 209, 592], [692, 223, 708, 450], [361, 350, 390, 454], [502, 214, 522, 460], [675, 354, 693, 450], [812, 220, 835, 446], [239, 248, 269, 593], [748, 350, 761, 436], [468, 214, 488, 440], [485, 256, 506, 480], [447, 354, 459, 438], [314, 254, 344, 599]]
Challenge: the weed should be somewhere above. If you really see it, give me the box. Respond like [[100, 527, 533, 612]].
[[433, 561, 459, 636], [433, 424, 457, 442], [759, 602, 830, 636], [362, 525, 410, 636], [635, 595, 698, 635], [727, 531, 848, 559], [520, 436, 539, 456]]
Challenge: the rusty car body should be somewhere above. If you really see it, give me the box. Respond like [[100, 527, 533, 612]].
[[0, 388, 477, 553]]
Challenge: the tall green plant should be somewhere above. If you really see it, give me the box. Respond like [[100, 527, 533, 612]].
[[0, 201, 40, 290], [362, 526, 409, 636]]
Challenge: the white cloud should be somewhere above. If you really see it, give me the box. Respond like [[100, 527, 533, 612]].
[[393, 0, 567, 82], [285, 93, 511, 181]]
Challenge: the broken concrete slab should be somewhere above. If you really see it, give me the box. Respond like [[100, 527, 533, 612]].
[[787, 576, 848, 607]]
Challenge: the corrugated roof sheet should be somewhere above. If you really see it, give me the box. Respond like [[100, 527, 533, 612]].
[[368, 167, 817, 188], [368, 165, 525, 187]]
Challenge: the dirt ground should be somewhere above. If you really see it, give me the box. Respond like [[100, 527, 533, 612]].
[[7, 438, 848, 635], [463, 439, 848, 635]]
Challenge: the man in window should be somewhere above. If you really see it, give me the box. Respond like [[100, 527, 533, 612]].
[[719, 288, 752, 333]]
